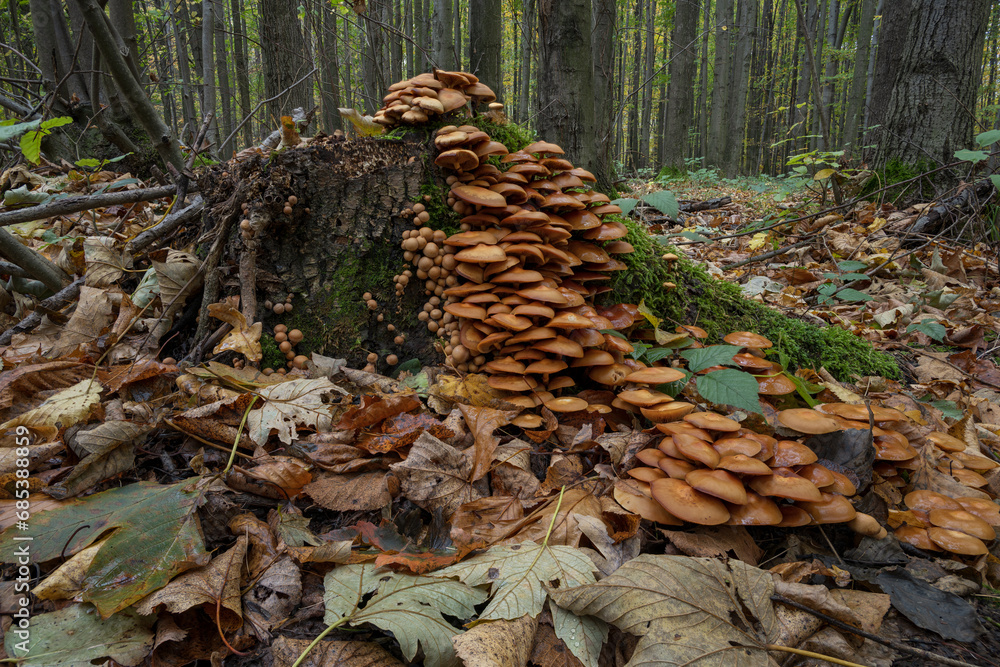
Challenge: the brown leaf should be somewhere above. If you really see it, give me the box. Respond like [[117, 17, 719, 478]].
[[303, 470, 392, 511], [450, 496, 525, 547], [460, 403, 516, 482], [661, 526, 763, 566], [453, 614, 538, 667], [500, 488, 602, 547], [389, 431, 485, 519], [356, 411, 454, 454], [100, 358, 178, 395], [270, 636, 404, 667], [337, 393, 422, 430], [240, 456, 312, 498], [134, 535, 247, 631], [490, 440, 540, 499], [0, 360, 91, 412], [530, 612, 586, 667]]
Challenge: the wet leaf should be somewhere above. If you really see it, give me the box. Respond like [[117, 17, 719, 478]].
[[248, 377, 336, 445], [389, 431, 484, 519], [452, 614, 538, 667]]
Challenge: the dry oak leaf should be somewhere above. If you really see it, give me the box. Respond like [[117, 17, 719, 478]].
[[452, 613, 538, 667], [304, 470, 392, 511], [271, 636, 404, 667], [433, 541, 598, 621], [135, 535, 247, 631], [84, 235, 129, 287], [389, 431, 485, 519], [247, 377, 335, 445], [661, 526, 763, 566], [323, 563, 487, 667], [549, 555, 781, 667], [0, 378, 102, 434], [208, 301, 263, 362], [337, 393, 422, 430]]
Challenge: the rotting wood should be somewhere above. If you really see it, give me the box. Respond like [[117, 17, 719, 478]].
[[0, 185, 177, 227], [0, 277, 83, 345]]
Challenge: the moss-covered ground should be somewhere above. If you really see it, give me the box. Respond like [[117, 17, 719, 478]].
[[605, 218, 900, 381]]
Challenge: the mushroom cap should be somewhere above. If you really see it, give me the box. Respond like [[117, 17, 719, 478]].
[[847, 513, 887, 538], [605, 240, 635, 254], [641, 403, 697, 424], [732, 352, 776, 372], [797, 492, 857, 524], [895, 525, 942, 551], [949, 451, 999, 471], [512, 413, 544, 429], [956, 497, 1000, 526], [618, 388, 675, 408], [686, 468, 748, 505], [588, 363, 632, 386], [756, 374, 798, 396], [614, 481, 683, 525], [624, 367, 687, 385], [770, 441, 819, 467], [928, 509, 995, 541], [683, 411, 741, 432], [717, 454, 772, 476], [582, 221, 629, 241], [824, 470, 857, 496], [452, 184, 507, 207], [516, 286, 570, 305], [925, 431, 967, 453], [508, 326, 558, 344], [533, 336, 584, 358], [814, 402, 906, 422], [492, 267, 545, 284], [723, 331, 773, 349], [657, 456, 697, 479], [436, 149, 480, 171], [795, 463, 836, 488], [446, 230, 499, 246], [749, 469, 823, 502], [627, 466, 668, 483], [546, 311, 598, 330], [488, 313, 533, 331], [454, 243, 507, 264], [570, 348, 615, 366], [437, 87, 470, 111], [485, 357, 526, 374], [486, 374, 537, 391], [904, 490, 963, 512], [926, 527, 989, 555], [727, 492, 783, 526], [636, 448, 667, 467], [777, 408, 841, 434], [546, 376, 576, 391], [444, 302, 487, 320], [777, 505, 813, 527], [543, 396, 589, 413], [523, 140, 565, 155], [712, 437, 762, 458], [525, 358, 568, 375], [874, 435, 918, 462], [650, 478, 730, 525], [673, 434, 721, 469]]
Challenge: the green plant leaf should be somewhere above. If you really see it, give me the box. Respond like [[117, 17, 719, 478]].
[[990, 175, 1000, 191], [839, 272, 869, 282], [40, 116, 72, 131], [975, 129, 1000, 147], [695, 368, 762, 414], [75, 158, 102, 168], [612, 198, 638, 216], [644, 347, 673, 363], [954, 149, 988, 164], [836, 288, 873, 302], [679, 345, 742, 373], [641, 190, 678, 218], [0, 119, 40, 142], [930, 399, 963, 420], [907, 319, 946, 342], [324, 564, 485, 667], [677, 230, 713, 243], [600, 329, 628, 339], [836, 260, 868, 272], [20, 130, 43, 164]]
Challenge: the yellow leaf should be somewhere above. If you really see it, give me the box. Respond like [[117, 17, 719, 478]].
[[637, 300, 660, 329], [868, 216, 887, 232], [748, 232, 769, 250], [338, 108, 384, 137], [814, 168, 836, 180]]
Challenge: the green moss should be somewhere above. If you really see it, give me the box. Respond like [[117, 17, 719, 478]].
[[860, 158, 936, 203], [606, 218, 900, 381], [466, 117, 535, 153], [259, 333, 285, 370], [419, 181, 461, 234]]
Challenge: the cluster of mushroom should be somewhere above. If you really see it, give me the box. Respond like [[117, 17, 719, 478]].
[[263, 324, 306, 373], [909, 430, 997, 489], [374, 70, 501, 129], [893, 490, 998, 556], [263, 293, 294, 316], [614, 406, 885, 533]]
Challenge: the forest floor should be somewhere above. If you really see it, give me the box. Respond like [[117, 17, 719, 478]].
[[1, 151, 1000, 667]]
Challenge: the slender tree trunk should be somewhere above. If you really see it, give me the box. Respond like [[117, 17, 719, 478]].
[[518, 0, 535, 122], [591, 0, 616, 189], [230, 0, 253, 145], [697, 0, 710, 165], [663, 0, 698, 171], [707, 0, 733, 167], [862, 0, 884, 134], [468, 0, 502, 91], [390, 0, 403, 82], [405, 0, 414, 77], [433, 0, 455, 68], [29, 0, 63, 98], [871, 0, 991, 168], [625, 0, 642, 171], [320, 4, 343, 131], [261, 0, 313, 122], [843, 0, 875, 150], [722, 0, 755, 175], [415, 0, 427, 71], [174, 0, 197, 139], [202, 0, 218, 151], [453, 0, 462, 69], [638, 0, 655, 168], [537, 0, 596, 169]]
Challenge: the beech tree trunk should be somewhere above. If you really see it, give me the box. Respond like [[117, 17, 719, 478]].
[[468, 0, 501, 95], [843, 0, 876, 150], [261, 0, 312, 120], [662, 0, 698, 171], [870, 0, 991, 168]]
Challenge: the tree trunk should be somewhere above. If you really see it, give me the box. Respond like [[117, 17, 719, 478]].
[[722, 0, 755, 175], [626, 0, 642, 171], [214, 0, 233, 154], [319, 4, 343, 132], [391, 0, 403, 83], [707, 0, 733, 167], [202, 0, 219, 151], [231, 0, 253, 145], [453, 0, 462, 69], [871, 0, 991, 168], [537, 0, 597, 170], [174, 0, 198, 139], [638, 0, 655, 169], [433, 0, 455, 69], [662, 0, 698, 171], [843, 0, 875, 150], [261, 0, 312, 121], [468, 0, 502, 93], [517, 0, 535, 123], [362, 0, 386, 113], [405, 0, 414, 77], [697, 0, 710, 165]]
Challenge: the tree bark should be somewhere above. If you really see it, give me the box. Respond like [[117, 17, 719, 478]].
[[722, 0, 755, 175], [843, 0, 875, 150], [362, 0, 386, 113], [214, 0, 233, 155], [517, 0, 535, 123], [662, 0, 698, 171], [261, 0, 312, 121], [468, 0, 502, 94], [319, 4, 343, 132], [202, 0, 219, 152], [870, 0, 991, 168], [433, 0, 455, 69], [537, 0, 597, 170], [638, 0, 655, 169], [626, 0, 642, 171], [697, 0, 710, 166], [707, 0, 733, 167]]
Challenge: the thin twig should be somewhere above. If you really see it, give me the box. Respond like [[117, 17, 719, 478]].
[[721, 239, 814, 270], [0, 185, 178, 227]]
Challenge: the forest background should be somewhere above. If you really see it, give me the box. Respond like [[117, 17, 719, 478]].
[[3, 0, 999, 192]]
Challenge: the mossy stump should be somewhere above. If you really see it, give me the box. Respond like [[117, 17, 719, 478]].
[[202, 128, 898, 381]]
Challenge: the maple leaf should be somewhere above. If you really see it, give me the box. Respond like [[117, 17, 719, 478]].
[[247, 377, 335, 445]]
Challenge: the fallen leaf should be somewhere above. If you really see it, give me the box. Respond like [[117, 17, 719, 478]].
[[390, 431, 485, 519], [0, 378, 102, 435], [337, 393, 421, 430], [460, 403, 516, 482], [271, 636, 404, 667], [661, 526, 762, 566], [247, 377, 335, 445], [452, 614, 538, 667], [304, 470, 392, 511], [208, 301, 263, 362]]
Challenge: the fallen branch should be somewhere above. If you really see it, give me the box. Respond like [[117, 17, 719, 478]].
[[0, 227, 71, 292], [127, 196, 205, 254], [0, 277, 83, 345], [904, 177, 995, 241], [721, 239, 813, 270], [0, 185, 177, 227]]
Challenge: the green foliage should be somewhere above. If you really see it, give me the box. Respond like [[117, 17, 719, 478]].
[[605, 218, 899, 381], [907, 319, 946, 342], [859, 158, 936, 202], [612, 190, 679, 218], [10, 116, 73, 164], [679, 345, 741, 373], [695, 368, 763, 415]]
